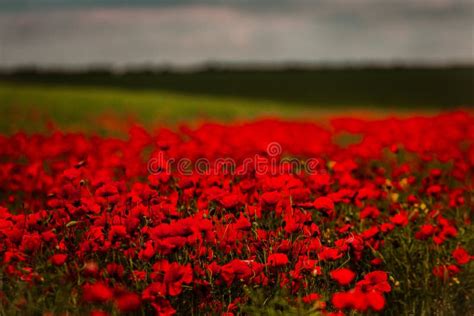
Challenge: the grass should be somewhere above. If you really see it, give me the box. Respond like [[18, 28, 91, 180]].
[[1, 66, 472, 134], [0, 82, 440, 135], [3, 67, 473, 108]]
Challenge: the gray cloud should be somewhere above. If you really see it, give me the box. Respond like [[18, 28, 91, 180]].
[[0, 1, 472, 67]]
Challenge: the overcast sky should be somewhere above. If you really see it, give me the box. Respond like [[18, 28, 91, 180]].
[[0, 0, 473, 68]]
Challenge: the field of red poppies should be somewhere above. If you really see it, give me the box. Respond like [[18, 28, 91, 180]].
[[0, 111, 473, 315]]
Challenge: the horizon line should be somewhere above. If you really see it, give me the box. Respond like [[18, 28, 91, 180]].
[[1, 60, 473, 74]]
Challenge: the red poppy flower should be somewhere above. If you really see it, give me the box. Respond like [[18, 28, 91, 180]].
[[302, 293, 322, 304], [313, 196, 336, 219], [415, 224, 436, 240], [163, 263, 193, 296], [49, 254, 67, 266], [433, 264, 460, 280], [142, 282, 167, 301], [108, 225, 127, 240], [366, 290, 386, 311], [452, 247, 471, 265], [20, 233, 42, 253], [82, 282, 113, 303], [115, 292, 141, 312], [220, 259, 264, 286], [151, 297, 176, 316], [220, 194, 243, 209], [314, 197, 335, 212], [357, 271, 391, 293], [331, 291, 365, 310], [234, 216, 252, 231], [360, 206, 380, 219], [267, 253, 289, 267], [330, 268, 356, 285], [106, 263, 124, 279], [261, 191, 281, 206], [370, 258, 383, 266], [390, 211, 409, 226], [318, 247, 342, 261]]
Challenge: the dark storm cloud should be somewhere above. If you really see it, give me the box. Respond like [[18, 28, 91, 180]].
[[0, 0, 472, 67]]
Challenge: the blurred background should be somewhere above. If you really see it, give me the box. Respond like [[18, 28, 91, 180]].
[[0, 0, 473, 134]]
